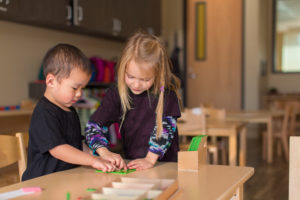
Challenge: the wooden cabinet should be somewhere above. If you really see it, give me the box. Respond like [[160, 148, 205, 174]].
[[0, 0, 161, 40], [73, 0, 161, 40], [0, 0, 71, 28]]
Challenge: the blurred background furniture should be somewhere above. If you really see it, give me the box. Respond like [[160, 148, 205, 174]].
[[177, 108, 219, 164], [178, 107, 246, 166], [227, 109, 285, 163], [262, 101, 300, 161]]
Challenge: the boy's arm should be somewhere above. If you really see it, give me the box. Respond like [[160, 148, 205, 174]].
[[82, 141, 93, 154], [49, 144, 114, 171]]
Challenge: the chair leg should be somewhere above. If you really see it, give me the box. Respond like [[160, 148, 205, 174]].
[[208, 145, 218, 165], [262, 131, 267, 160], [277, 139, 282, 156], [218, 139, 227, 165], [281, 136, 289, 161]]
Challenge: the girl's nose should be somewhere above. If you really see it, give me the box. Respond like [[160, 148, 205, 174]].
[[133, 80, 141, 88]]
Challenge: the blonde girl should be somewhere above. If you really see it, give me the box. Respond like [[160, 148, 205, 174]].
[[85, 32, 181, 170]]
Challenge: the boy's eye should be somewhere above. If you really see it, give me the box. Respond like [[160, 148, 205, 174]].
[[72, 87, 77, 90]]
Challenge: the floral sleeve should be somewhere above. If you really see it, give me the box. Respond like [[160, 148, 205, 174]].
[[85, 121, 110, 154], [148, 116, 177, 159]]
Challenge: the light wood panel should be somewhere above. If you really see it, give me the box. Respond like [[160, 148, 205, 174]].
[[289, 136, 300, 200], [186, 0, 242, 110]]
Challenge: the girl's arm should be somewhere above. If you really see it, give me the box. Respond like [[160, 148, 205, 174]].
[[127, 116, 177, 170], [148, 116, 177, 159], [85, 121, 127, 170], [85, 121, 110, 153], [49, 144, 115, 172]]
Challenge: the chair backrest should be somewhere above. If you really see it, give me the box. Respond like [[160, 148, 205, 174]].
[[280, 101, 299, 138], [0, 133, 27, 181], [202, 107, 226, 120], [178, 108, 206, 133]]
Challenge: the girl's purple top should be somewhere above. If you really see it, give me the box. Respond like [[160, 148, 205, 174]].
[[87, 86, 181, 162]]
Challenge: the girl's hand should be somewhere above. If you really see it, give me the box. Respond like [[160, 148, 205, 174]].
[[97, 147, 127, 170], [127, 152, 159, 171], [127, 158, 154, 170], [90, 157, 116, 172]]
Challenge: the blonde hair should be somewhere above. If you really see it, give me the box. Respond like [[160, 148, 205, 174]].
[[117, 31, 181, 138]]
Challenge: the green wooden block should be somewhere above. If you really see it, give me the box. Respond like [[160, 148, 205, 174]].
[[96, 169, 136, 174], [188, 135, 207, 151]]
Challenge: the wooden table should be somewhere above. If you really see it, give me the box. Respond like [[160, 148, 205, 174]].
[[178, 119, 247, 166], [0, 109, 33, 134], [226, 110, 284, 163], [0, 162, 254, 200]]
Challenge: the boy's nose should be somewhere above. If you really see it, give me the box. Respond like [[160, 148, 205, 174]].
[[75, 89, 82, 98]]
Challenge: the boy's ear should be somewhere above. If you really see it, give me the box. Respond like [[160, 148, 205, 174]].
[[45, 73, 56, 87]]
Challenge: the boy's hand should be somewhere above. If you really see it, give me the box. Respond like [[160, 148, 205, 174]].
[[90, 157, 115, 172], [97, 147, 127, 170]]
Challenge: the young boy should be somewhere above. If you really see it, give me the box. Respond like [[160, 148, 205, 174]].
[[22, 44, 115, 181]]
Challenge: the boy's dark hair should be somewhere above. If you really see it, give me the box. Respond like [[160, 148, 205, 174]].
[[42, 43, 91, 81]]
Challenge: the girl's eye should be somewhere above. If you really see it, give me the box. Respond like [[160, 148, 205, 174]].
[[72, 87, 77, 90]]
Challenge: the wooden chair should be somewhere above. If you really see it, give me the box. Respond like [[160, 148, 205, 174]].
[[202, 107, 228, 164], [263, 101, 299, 161], [178, 108, 219, 164], [0, 132, 27, 181]]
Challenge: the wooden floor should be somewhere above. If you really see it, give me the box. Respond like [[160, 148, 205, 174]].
[[0, 138, 289, 200], [244, 137, 288, 200]]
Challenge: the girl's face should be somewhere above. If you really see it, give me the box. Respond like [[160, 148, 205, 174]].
[[46, 67, 91, 111], [125, 60, 155, 95]]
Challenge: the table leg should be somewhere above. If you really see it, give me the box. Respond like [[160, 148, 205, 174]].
[[239, 127, 246, 166], [229, 132, 237, 166], [267, 118, 273, 163], [237, 185, 243, 200]]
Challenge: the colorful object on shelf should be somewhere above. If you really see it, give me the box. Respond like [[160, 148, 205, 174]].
[[89, 62, 96, 83], [90, 57, 105, 82], [38, 65, 45, 80], [96, 169, 136, 175], [90, 57, 116, 83], [188, 135, 207, 151], [0, 105, 21, 111]]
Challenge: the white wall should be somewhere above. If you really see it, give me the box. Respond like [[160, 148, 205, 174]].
[[0, 20, 124, 106], [244, 0, 260, 110]]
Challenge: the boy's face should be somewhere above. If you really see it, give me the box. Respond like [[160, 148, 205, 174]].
[[125, 60, 155, 95], [46, 67, 91, 111]]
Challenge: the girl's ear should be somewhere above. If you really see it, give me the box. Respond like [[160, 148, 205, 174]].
[[45, 73, 56, 87]]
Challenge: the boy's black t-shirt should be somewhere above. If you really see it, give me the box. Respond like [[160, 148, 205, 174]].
[[22, 96, 82, 181]]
